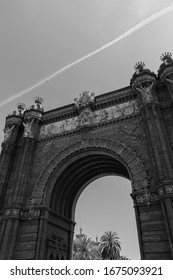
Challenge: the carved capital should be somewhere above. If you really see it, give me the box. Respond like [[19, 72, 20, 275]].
[[132, 189, 159, 205]]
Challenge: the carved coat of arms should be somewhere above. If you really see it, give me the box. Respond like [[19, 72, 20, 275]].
[[74, 91, 95, 108]]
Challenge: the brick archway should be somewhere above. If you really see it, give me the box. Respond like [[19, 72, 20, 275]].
[[31, 137, 149, 208]]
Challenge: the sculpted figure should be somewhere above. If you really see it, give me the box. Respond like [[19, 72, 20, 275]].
[[23, 119, 34, 138], [3, 125, 15, 141], [78, 109, 94, 126], [136, 83, 154, 102]]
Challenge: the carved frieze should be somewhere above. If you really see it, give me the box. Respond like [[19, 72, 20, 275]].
[[39, 100, 139, 138], [134, 184, 173, 205], [20, 208, 40, 219], [135, 190, 159, 205], [2, 207, 40, 219]]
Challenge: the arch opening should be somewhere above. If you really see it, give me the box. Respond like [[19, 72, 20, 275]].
[[74, 175, 140, 260]]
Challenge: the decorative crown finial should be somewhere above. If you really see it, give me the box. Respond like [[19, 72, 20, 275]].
[[34, 97, 43, 110], [160, 52, 172, 64], [134, 61, 145, 74], [17, 103, 26, 115], [34, 97, 43, 105]]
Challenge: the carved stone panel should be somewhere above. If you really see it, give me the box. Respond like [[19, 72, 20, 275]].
[[39, 100, 139, 138]]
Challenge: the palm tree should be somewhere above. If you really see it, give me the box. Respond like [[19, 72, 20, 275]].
[[99, 231, 121, 259], [73, 235, 94, 260], [72, 238, 81, 260]]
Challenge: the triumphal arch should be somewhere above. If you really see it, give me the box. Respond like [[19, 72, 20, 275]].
[[0, 53, 173, 259]]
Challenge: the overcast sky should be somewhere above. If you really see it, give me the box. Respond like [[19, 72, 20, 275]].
[[0, 0, 173, 259]]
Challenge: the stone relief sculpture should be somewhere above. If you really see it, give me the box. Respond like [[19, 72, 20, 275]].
[[78, 109, 95, 126], [23, 119, 34, 138], [136, 83, 154, 103], [39, 100, 139, 138], [3, 125, 15, 142]]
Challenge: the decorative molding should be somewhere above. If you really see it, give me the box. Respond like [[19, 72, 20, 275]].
[[96, 87, 132, 102]]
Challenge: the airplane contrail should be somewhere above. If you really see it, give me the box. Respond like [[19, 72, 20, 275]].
[[1, 4, 173, 107]]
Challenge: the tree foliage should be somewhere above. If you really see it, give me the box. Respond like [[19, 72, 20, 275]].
[[99, 231, 121, 260], [73, 235, 95, 260], [73, 230, 130, 260]]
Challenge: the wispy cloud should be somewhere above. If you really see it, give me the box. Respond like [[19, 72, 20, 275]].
[[132, 0, 172, 19]]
